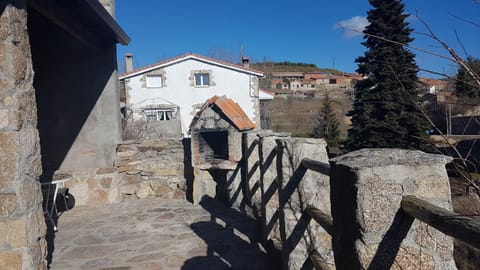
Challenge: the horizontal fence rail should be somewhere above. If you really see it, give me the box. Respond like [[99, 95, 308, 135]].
[[401, 195, 480, 250], [301, 158, 330, 176], [309, 249, 331, 270], [305, 205, 333, 235]]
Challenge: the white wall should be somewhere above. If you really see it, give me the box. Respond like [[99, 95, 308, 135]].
[[125, 58, 258, 135]]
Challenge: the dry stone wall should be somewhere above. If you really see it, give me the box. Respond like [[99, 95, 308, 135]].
[[196, 132, 458, 270], [54, 139, 187, 206], [0, 2, 47, 269], [224, 131, 333, 269], [116, 139, 187, 200]]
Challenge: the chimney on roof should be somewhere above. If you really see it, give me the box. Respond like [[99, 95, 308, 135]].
[[242, 56, 250, 69], [125, 53, 133, 73]]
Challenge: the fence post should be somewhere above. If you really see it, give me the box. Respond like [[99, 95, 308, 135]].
[[330, 148, 457, 270]]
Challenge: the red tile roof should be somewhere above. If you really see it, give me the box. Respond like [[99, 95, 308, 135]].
[[190, 95, 255, 131], [119, 53, 264, 79], [418, 77, 448, 86]]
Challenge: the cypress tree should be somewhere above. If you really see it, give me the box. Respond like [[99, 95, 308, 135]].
[[312, 93, 341, 147], [344, 0, 429, 151]]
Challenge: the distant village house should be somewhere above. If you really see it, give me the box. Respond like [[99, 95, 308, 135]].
[[119, 53, 264, 137]]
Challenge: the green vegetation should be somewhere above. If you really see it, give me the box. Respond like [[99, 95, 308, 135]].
[[251, 61, 345, 75], [312, 93, 341, 147], [455, 57, 480, 99], [344, 0, 429, 152], [251, 61, 317, 72]]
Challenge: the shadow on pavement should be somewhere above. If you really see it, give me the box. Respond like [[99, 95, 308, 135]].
[[185, 196, 279, 270]]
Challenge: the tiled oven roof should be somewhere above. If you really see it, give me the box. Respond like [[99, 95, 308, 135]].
[[190, 95, 255, 131]]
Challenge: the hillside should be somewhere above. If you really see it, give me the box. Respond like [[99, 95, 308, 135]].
[[251, 61, 345, 75]]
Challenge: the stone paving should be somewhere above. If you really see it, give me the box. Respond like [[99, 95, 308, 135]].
[[49, 197, 277, 270]]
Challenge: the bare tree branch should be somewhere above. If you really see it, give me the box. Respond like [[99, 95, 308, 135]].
[[454, 29, 470, 58], [415, 11, 480, 89], [337, 24, 456, 63], [449, 12, 480, 28]]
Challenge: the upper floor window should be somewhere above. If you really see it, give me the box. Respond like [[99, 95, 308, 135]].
[[146, 75, 163, 88], [194, 73, 210, 87]]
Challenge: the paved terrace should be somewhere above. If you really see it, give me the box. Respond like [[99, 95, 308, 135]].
[[49, 197, 277, 270]]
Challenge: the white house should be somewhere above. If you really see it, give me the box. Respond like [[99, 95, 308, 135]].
[[119, 53, 264, 136]]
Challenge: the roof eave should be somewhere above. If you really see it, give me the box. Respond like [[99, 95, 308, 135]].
[[119, 54, 264, 79], [84, 0, 130, 45]]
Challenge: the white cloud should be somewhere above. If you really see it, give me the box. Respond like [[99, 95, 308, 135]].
[[335, 16, 369, 38]]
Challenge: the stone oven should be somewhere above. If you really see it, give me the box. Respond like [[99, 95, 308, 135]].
[[189, 95, 255, 202], [190, 95, 255, 170]]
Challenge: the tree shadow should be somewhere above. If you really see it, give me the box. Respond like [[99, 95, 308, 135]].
[[181, 256, 230, 270], [187, 196, 279, 270]]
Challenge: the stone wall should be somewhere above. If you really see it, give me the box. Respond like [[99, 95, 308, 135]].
[[214, 131, 333, 269], [54, 139, 187, 206], [116, 140, 187, 200], [192, 131, 458, 269], [0, 2, 47, 269], [330, 149, 457, 270]]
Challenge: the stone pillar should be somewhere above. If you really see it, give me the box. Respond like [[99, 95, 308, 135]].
[[330, 148, 457, 270], [0, 2, 47, 269]]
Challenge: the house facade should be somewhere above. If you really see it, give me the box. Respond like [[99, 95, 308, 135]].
[[119, 53, 264, 136]]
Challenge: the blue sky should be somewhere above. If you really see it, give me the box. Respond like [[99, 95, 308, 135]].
[[116, 0, 480, 78]]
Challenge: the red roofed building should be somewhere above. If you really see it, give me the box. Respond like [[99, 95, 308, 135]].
[[119, 53, 263, 137]]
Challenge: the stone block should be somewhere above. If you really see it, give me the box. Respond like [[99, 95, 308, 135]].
[[10, 110, 23, 131], [87, 190, 109, 205], [330, 149, 454, 270], [119, 184, 137, 196], [87, 178, 97, 189], [0, 110, 8, 129], [0, 221, 5, 243], [18, 180, 41, 210], [4, 219, 27, 248], [359, 245, 435, 270], [136, 182, 153, 199], [100, 177, 113, 188], [0, 131, 19, 189], [96, 167, 117, 175], [125, 175, 138, 184], [52, 172, 72, 181], [0, 193, 17, 219], [118, 165, 135, 173], [415, 223, 452, 260], [150, 182, 172, 197], [0, 252, 22, 270]]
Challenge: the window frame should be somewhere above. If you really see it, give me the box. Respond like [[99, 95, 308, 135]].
[[145, 74, 163, 88], [194, 73, 210, 87], [144, 108, 175, 121]]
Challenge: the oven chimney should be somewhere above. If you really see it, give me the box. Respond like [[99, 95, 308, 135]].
[[125, 53, 134, 73]]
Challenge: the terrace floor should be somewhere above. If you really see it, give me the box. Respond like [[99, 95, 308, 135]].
[[48, 197, 277, 270]]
